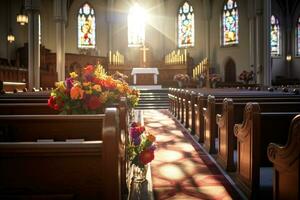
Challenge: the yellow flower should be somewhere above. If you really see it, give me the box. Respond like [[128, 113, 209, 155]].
[[69, 72, 78, 79], [70, 86, 84, 99], [55, 81, 66, 93], [117, 83, 125, 94], [85, 89, 93, 94], [92, 84, 102, 92], [147, 133, 156, 142], [99, 91, 109, 103]]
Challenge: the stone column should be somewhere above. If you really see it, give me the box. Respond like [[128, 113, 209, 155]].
[[203, 0, 212, 61], [255, 0, 263, 85], [248, 0, 256, 81], [286, 15, 292, 78], [25, 0, 40, 90], [54, 0, 67, 81], [263, 0, 272, 86], [107, 0, 114, 51]]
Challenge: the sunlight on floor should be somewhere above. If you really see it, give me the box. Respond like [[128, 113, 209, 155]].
[[159, 164, 186, 180], [155, 149, 183, 162]]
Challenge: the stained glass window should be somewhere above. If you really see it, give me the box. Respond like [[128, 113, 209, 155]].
[[78, 3, 96, 49], [297, 17, 300, 56], [178, 2, 194, 48], [222, 0, 239, 46], [128, 4, 146, 47], [270, 15, 280, 56]]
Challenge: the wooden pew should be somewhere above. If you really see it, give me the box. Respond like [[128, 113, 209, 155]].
[[202, 95, 217, 153], [234, 103, 298, 199], [216, 99, 300, 171], [267, 114, 300, 200], [0, 108, 122, 200]]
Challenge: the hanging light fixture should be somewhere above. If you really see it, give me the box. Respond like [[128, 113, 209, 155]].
[[7, 33, 15, 43], [16, 3, 28, 25]]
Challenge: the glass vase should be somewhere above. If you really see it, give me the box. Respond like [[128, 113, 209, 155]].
[[133, 164, 148, 183], [128, 164, 149, 200]]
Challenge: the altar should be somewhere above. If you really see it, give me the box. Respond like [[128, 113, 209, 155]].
[[131, 68, 159, 85]]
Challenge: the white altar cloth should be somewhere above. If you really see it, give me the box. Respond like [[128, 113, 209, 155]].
[[131, 68, 159, 84]]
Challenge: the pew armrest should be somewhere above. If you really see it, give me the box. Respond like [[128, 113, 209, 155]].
[[216, 114, 224, 127], [267, 114, 300, 171]]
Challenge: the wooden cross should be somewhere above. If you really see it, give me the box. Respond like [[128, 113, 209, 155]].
[[140, 45, 149, 66]]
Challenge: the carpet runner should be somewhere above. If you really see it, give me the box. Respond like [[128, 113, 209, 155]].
[[143, 110, 242, 200]]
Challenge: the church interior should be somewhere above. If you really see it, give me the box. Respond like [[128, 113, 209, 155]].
[[0, 0, 299, 199]]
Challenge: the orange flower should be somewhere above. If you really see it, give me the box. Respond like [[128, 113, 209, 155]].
[[70, 86, 84, 100], [92, 84, 102, 92], [102, 77, 117, 90], [147, 133, 156, 142]]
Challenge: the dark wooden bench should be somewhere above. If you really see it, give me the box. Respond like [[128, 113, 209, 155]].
[[215, 99, 300, 171], [267, 114, 300, 200], [234, 103, 299, 199], [0, 108, 123, 200], [169, 88, 300, 140]]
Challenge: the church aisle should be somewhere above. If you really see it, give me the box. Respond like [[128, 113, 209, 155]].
[[143, 110, 242, 200]]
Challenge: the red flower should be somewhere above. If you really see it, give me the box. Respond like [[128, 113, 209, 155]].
[[48, 96, 56, 108], [87, 95, 101, 110], [139, 149, 155, 165], [84, 65, 94, 75], [53, 104, 59, 110], [136, 126, 145, 134]]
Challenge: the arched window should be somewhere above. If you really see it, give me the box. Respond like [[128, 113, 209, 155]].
[[297, 17, 300, 56], [178, 1, 194, 48], [270, 15, 280, 56], [222, 0, 239, 46], [128, 4, 146, 47], [78, 3, 96, 49]]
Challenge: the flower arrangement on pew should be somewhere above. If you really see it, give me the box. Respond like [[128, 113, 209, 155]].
[[197, 73, 206, 87], [173, 74, 189, 88], [209, 74, 222, 88], [127, 122, 156, 181], [48, 64, 140, 114], [239, 70, 254, 84]]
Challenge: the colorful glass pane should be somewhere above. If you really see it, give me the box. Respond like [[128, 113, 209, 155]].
[[128, 4, 146, 47], [78, 3, 96, 49], [297, 17, 300, 56], [178, 2, 194, 48], [270, 15, 280, 56], [222, 0, 239, 46]]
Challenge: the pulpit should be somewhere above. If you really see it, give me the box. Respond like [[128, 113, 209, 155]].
[[131, 68, 159, 85]]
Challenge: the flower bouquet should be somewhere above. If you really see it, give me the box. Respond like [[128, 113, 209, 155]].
[[127, 122, 156, 182], [209, 74, 221, 88], [197, 73, 206, 87], [48, 64, 140, 114], [173, 74, 189, 88], [239, 70, 254, 84]]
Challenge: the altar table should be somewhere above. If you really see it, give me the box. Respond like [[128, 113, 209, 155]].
[[131, 68, 159, 85]]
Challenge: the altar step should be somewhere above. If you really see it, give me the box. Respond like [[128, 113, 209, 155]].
[[136, 89, 169, 110]]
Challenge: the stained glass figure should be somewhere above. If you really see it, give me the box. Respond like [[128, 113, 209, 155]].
[[78, 3, 96, 49], [128, 4, 146, 47], [270, 15, 280, 56], [222, 0, 239, 46], [178, 1, 194, 48], [297, 17, 300, 56]]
